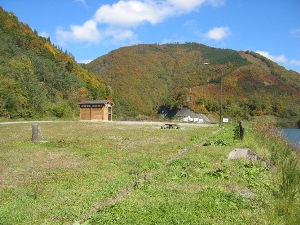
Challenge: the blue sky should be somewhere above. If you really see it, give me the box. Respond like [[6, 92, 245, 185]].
[[2, 0, 300, 72]]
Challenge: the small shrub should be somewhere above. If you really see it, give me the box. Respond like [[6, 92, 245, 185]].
[[223, 192, 253, 209], [203, 139, 229, 146], [241, 162, 264, 188], [190, 135, 200, 142], [52, 104, 71, 118], [206, 168, 229, 180], [279, 157, 300, 200], [198, 161, 209, 168], [233, 122, 245, 140]]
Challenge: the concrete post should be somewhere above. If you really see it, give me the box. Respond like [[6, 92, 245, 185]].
[[32, 124, 39, 143]]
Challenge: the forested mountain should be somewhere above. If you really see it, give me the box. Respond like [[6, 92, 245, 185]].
[[0, 7, 110, 119], [1, 6, 299, 122], [87, 43, 300, 121]]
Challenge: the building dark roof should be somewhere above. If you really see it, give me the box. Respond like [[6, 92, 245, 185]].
[[78, 100, 114, 106], [175, 106, 210, 122], [175, 107, 195, 117]]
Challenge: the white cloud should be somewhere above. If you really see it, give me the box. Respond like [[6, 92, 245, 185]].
[[71, 20, 101, 42], [56, 19, 101, 44], [39, 31, 50, 38], [166, 0, 206, 12], [78, 59, 93, 64], [56, 0, 223, 45], [256, 51, 288, 64], [290, 59, 300, 66], [94, 1, 170, 27], [94, 0, 210, 27], [74, 0, 87, 7], [256, 51, 300, 71], [103, 27, 138, 43], [206, 0, 226, 7], [291, 28, 300, 38], [204, 26, 231, 41]]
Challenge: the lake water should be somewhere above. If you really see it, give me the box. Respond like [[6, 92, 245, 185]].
[[282, 129, 300, 148]]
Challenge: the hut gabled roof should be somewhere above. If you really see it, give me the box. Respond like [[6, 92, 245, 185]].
[[78, 100, 114, 106]]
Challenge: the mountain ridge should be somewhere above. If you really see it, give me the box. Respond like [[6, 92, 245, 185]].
[[0, 7, 299, 123], [87, 43, 300, 121]]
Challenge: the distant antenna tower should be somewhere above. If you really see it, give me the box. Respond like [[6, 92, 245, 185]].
[[186, 87, 192, 103], [187, 95, 191, 102]]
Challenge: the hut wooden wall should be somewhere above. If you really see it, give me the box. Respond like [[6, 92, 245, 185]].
[[91, 108, 103, 120], [79, 103, 112, 121], [80, 108, 91, 120]]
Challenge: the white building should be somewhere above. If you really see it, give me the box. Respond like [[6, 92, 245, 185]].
[[175, 106, 210, 123]]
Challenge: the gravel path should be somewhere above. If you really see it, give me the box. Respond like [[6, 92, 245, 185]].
[[0, 120, 214, 127]]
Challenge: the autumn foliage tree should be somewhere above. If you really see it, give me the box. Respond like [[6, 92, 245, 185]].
[[0, 7, 111, 119]]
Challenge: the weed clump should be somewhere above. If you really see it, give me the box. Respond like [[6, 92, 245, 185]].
[[253, 121, 300, 224]]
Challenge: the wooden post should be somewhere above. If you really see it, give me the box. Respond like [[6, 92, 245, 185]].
[[239, 121, 245, 141], [32, 124, 39, 143]]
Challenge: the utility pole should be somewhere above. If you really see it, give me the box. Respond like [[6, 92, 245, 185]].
[[203, 63, 224, 127]]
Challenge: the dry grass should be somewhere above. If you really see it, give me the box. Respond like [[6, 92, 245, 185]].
[[0, 121, 216, 224], [2, 121, 294, 224]]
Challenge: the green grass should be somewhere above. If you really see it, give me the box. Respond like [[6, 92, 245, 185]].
[[0, 121, 299, 224]]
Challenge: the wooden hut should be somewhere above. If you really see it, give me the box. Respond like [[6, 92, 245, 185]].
[[78, 100, 114, 121]]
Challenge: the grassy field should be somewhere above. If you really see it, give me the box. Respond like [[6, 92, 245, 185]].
[[0, 121, 299, 224]]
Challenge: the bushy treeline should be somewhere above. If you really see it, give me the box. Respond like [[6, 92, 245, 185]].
[[0, 7, 110, 119]]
